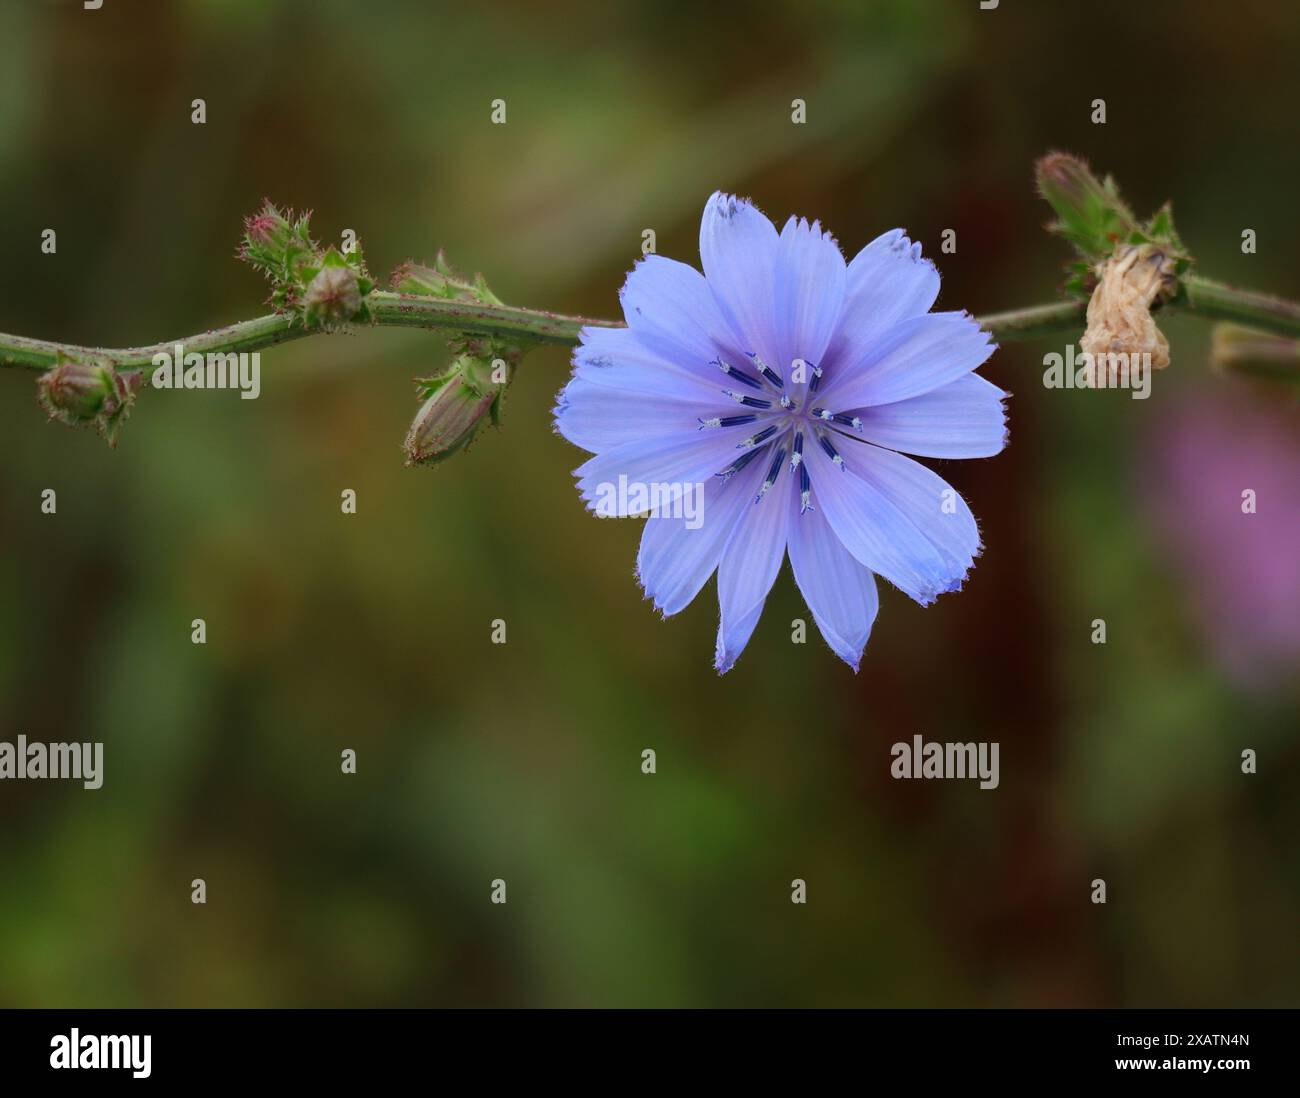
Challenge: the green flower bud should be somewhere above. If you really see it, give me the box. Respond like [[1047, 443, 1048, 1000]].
[[1036, 152, 1138, 265], [1036, 152, 1194, 303], [303, 261, 363, 327], [1211, 323, 1300, 382], [238, 203, 374, 327], [403, 352, 512, 466], [238, 200, 318, 279], [37, 356, 139, 446], [390, 251, 504, 306]]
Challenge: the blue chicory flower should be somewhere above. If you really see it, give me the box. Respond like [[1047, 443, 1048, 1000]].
[[554, 193, 1007, 673]]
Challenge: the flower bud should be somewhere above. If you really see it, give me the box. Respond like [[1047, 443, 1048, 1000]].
[[237, 202, 374, 325], [37, 357, 139, 446], [403, 353, 511, 466], [390, 251, 503, 306], [1210, 323, 1300, 382], [303, 262, 363, 326], [391, 260, 457, 298], [1036, 152, 1138, 263], [237, 200, 317, 274]]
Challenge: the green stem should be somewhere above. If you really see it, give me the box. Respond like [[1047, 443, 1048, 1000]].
[[0, 291, 621, 374], [3, 278, 1299, 376], [367, 291, 617, 346], [977, 300, 1087, 342], [1181, 274, 1300, 337], [0, 313, 303, 372]]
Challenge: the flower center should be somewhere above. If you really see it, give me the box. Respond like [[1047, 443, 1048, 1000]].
[[701, 352, 860, 512]]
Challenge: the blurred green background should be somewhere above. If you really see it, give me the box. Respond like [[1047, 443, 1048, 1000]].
[[1, 0, 1297, 1007]]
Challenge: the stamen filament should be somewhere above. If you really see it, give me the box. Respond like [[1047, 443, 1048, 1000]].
[[754, 447, 787, 503], [745, 352, 784, 389], [698, 413, 757, 429], [715, 445, 765, 482], [710, 358, 763, 390], [724, 389, 773, 409], [799, 462, 813, 513], [818, 431, 846, 469], [737, 425, 778, 448]]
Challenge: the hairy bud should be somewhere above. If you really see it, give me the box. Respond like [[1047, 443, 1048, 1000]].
[[37, 356, 139, 446], [403, 352, 513, 466], [1036, 152, 1137, 263], [1036, 152, 1190, 301], [238, 201, 373, 326], [391, 252, 504, 306], [304, 262, 364, 327]]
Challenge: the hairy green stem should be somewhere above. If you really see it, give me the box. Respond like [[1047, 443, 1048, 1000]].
[[3, 279, 1299, 376], [978, 300, 1087, 342], [0, 291, 620, 374], [1181, 275, 1300, 337]]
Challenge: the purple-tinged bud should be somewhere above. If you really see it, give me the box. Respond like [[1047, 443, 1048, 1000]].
[[390, 251, 504, 306], [243, 211, 281, 247], [238, 200, 315, 264], [38, 359, 113, 419], [1035, 151, 1138, 263], [303, 264, 363, 326], [391, 260, 455, 298], [403, 353, 512, 466], [37, 357, 140, 446], [238, 203, 374, 326]]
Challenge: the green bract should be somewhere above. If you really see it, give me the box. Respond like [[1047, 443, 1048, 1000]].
[[238, 201, 374, 327], [1036, 152, 1190, 301]]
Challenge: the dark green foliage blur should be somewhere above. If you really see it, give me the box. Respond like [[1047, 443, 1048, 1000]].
[[0, 0, 1296, 1007]]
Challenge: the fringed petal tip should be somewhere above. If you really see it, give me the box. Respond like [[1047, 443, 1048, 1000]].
[[705, 191, 768, 222], [780, 214, 844, 255], [713, 646, 738, 676], [633, 569, 673, 621]]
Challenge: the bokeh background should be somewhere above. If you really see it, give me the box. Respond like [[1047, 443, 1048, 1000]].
[[1, 0, 1297, 1007]]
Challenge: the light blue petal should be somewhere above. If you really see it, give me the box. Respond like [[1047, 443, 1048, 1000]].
[[555, 376, 730, 453], [637, 468, 757, 617], [823, 229, 940, 384], [699, 192, 782, 368], [804, 438, 976, 605], [574, 428, 746, 515], [775, 216, 847, 396], [573, 326, 727, 401], [714, 601, 765, 677], [714, 456, 794, 673], [619, 254, 734, 368], [839, 440, 980, 585], [852, 374, 1009, 459], [823, 311, 995, 410], [787, 504, 879, 671]]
